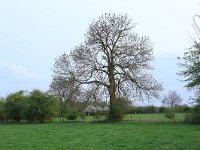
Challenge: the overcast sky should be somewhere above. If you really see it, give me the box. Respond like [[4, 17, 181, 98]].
[[0, 0, 200, 105]]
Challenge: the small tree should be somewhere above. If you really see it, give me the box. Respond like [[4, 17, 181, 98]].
[[65, 106, 78, 121], [162, 90, 182, 122], [162, 90, 182, 108], [159, 106, 165, 113], [164, 108, 175, 122], [4, 90, 27, 123], [27, 89, 59, 123], [49, 76, 80, 122], [109, 97, 131, 121]]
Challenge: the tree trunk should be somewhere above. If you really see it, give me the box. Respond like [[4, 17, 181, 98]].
[[108, 52, 118, 121], [109, 81, 117, 121]]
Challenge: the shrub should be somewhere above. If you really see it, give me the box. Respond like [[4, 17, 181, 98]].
[[108, 97, 129, 122], [185, 105, 200, 124], [27, 89, 59, 123], [0, 99, 5, 122], [164, 109, 175, 122], [68, 113, 77, 121], [159, 107, 165, 113], [65, 107, 78, 121], [146, 105, 157, 113], [0, 90, 59, 123], [183, 106, 191, 112], [4, 91, 27, 123]]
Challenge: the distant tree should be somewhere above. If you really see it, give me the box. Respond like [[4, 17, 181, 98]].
[[162, 90, 182, 122], [174, 104, 191, 113], [145, 105, 157, 113], [162, 90, 182, 108], [159, 106, 165, 113], [52, 13, 162, 122], [49, 76, 80, 122]]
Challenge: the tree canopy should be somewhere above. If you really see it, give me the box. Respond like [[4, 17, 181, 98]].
[[178, 15, 200, 105], [0, 90, 59, 123], [162, 90, 182, 108], [52, 13, 162, 121], [178, 16, 200, 90]]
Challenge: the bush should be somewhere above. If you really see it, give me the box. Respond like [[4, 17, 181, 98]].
[[183, 106, 191, 113], [3, 91, 27, 123], [0, 90, 59, 123], [68, 113, 77, 121], [65, 107, 78, 121], [108, 97, 129, 122], [159, 107, 165, 113], [128, 106, 159, 114], [185, 105, 200, 124], [146, 105, 157, 113], [164, 109, 175, 122], [0, 99, 5, 122], [174, 105, 191, 113], [27, 89, 59, 123]]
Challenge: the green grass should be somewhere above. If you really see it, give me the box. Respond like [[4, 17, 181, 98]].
[[0, 113, 197, 150], [124, 113, 185, 122], [0, 122, 200, 150], [53, 113, 186, 123]]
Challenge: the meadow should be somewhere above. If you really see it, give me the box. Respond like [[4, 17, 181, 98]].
[[123, 113, 185, 122], [0, 113, 200, 150], [55, 113, 185, 123]]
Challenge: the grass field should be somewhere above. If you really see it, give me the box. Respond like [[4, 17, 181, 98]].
[[0, 122, 200, 150], [53, 113, 185, 123], [0, 113, 199, 150], [123, 113, 185, 122]]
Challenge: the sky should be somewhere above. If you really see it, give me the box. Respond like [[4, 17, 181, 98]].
[[0, 0, 200, 105]]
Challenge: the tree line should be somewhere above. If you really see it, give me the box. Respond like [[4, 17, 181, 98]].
[[0, 90, 59, 123], [0, 88, 192, 124]]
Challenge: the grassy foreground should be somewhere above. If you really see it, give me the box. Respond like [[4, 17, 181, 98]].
[[0, 122, 200, 150]]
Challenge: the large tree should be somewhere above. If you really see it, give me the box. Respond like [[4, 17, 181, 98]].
[[178, 15, 200, 124], [178, 15, 200, 103], [53, 13, 162, 121], [178, 42, 200, 89]]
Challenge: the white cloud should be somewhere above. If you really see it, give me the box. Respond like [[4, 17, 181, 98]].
[[0, 59, 38, 80]]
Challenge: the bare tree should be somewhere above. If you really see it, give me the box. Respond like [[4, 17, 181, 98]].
[[49, 76, 80, 121], [53, 13, 162, 121], [50, 76, 80, 102], [162, 90, 182, 108]]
